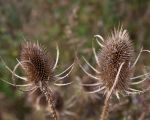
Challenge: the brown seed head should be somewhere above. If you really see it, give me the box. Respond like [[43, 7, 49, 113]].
[[98, 28, 134, 91], [20, 42, 54, 83]]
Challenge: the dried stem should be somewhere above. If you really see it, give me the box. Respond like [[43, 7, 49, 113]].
[[99, 92, 110, 120], [40, 82, 58, 120]]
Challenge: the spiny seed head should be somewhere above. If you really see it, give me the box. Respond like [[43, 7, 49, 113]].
[[98, 28, 134, 91], [20, 42, 54, 83]]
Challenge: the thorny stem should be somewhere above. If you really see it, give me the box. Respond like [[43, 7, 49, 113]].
[[40, 82, 58, 120]]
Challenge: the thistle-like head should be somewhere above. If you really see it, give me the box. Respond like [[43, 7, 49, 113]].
[[20, 42, 54, 84], [98, 28, 134, 92]]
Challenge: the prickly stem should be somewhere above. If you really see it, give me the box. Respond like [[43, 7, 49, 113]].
[[40, 83, 58, 120]]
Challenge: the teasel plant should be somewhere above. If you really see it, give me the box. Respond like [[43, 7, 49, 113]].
[[78, 26, 150, 120], [0, 41, 75, 120]]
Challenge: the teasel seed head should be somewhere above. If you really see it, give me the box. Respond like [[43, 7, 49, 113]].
[[20, 42, 54, 84], [20, 41, 58, 120], [1, 41, 74, 120], [97, 27, 134, 92]]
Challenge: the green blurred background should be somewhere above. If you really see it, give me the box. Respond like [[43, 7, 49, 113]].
[[0, 0, 150, 120]]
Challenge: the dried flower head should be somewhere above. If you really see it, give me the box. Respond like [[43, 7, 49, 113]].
[[1, 41, 74, 120], [79, 26, 149, 120], [20, 42, 54, 83], [79, 27, 147, 98], [97, 28, 134, 92]]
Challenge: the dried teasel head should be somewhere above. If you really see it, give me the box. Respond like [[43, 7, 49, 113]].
[[18, 41, 74, 86], [97, 28, 134, 92], [79, 26, 148, 99], [20, 42, 54, 84], [19, 42, 74, 120], [1, 41, 74, 120], [98, 37, 149, 120]]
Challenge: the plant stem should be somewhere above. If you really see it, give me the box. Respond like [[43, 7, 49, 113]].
[[99, 92, 110, 120], [40, 82, 58, 120]]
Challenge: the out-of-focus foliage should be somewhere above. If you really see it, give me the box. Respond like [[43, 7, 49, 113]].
[[0, 0, 150, 120]]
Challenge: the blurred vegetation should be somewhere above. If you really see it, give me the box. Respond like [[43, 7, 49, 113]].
[[0, 0, 150, 120]]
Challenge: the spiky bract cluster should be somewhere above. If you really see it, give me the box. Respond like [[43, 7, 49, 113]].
[[20, 42, 54, 83], [98, 28, 134, 91]]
